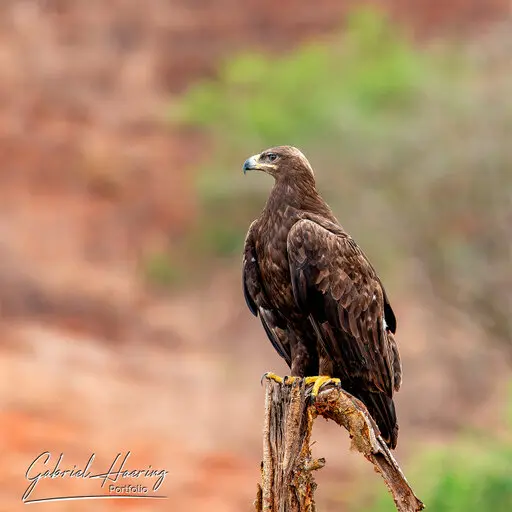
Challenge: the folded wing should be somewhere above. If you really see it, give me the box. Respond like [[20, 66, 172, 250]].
[[287, 218, 401, 445], [243, 223, 292, 366]]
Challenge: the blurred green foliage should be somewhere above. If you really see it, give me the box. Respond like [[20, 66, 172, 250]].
[[365, 439, 512, 512], [171, 7, 512, 350], [359, 388, 512, 512], [142, 251, 183, 289], [174, 9, 433, 147]]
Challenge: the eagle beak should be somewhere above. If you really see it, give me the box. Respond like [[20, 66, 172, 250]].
[[243, 154, 261, 174]]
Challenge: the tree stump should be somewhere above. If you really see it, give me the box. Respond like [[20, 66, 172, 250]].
[[255, 378, 424, 512]]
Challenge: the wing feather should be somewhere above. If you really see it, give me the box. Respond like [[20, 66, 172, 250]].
[[243, 223, 292, 366], [287, 218, 398, 397]]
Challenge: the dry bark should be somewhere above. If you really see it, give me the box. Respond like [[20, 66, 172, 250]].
[[255, 378, 424, 512]]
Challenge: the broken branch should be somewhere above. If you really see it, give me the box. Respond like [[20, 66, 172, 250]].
[[255, 378, 424, 512]]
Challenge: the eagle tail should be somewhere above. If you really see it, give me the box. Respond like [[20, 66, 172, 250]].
[[357, 390, 399, 449]]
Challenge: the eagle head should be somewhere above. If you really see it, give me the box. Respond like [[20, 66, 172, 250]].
[[243, 146, 315, 181]]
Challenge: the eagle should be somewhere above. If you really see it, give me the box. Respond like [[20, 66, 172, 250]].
[[242, 146, 402, 448]]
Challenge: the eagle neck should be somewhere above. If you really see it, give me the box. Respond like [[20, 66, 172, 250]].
[[264, 176, 332, 219]]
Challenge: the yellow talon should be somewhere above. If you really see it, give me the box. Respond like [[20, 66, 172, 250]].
[[305, 376, 341, 401], [261, 373, 300, 386], [261, 372, 284, 385], [262, 373, 339, 395]]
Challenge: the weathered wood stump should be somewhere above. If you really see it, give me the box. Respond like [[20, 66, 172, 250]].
[[255, 378, 424, 512]]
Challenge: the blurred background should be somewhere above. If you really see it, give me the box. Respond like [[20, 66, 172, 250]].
[[0, 1, 511, 511]]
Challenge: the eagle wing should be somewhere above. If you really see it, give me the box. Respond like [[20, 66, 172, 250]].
[[243, 223, 292, 366], [287, 218, 400, 396]]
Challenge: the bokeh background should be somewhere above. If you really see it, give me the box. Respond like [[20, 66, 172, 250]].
[[1, 1, 511, 511]]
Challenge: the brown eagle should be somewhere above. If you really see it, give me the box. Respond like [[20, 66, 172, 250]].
[[242, 146, 402, 448]]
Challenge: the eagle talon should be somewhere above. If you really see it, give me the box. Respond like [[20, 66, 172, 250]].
[[261, 372, 284, 385], [305, 376, 341, 403]]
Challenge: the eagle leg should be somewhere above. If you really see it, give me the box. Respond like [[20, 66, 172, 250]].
[[305, 376, 341, 403]]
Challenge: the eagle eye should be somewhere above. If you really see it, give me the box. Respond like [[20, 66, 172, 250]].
[[266, 153, 278, 162]]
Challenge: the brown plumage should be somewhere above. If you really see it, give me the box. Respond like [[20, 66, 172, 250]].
[[242, 146, 402, 448]]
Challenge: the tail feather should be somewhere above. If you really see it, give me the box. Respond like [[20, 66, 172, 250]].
[[356, 390, 399, 449]]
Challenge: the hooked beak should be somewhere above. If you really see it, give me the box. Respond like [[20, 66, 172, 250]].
[[243, 154, 261, 174]]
